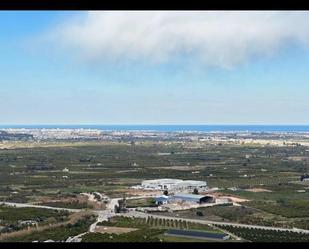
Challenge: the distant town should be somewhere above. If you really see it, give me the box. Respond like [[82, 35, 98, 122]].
[[1, 128, 309, 145]]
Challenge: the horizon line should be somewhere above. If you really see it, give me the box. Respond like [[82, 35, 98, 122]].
[[1, 123, 309, 126]]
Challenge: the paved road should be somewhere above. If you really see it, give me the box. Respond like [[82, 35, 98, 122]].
[[91, 196, 151, 231], [4, 195, 309, 239], [71, 196, 149, 240], [93, 195, 309, 235]]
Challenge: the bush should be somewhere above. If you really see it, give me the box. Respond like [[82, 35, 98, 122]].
[[196, 211, 204, 216]]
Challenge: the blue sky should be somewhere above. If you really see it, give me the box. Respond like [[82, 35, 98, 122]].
[[1, 11, 309, 125]]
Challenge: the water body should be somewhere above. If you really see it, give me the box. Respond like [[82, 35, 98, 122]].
[[1, 125, 309, 132]]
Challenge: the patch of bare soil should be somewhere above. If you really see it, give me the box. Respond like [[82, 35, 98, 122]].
[[116, 169, 139, 173], [95, 226, 138, 234], [245, 188, 272, 193], [210, 192, 249, 203], [288, 156, 308, 161], [33, 194, 102, 209], [149, 165, 206, 171]]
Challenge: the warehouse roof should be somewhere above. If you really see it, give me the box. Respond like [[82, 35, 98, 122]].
[[142, 179, 183, 184], [173, 193, 208, 199], [171, 193, 214, 203], [154, 195, 169, 201]]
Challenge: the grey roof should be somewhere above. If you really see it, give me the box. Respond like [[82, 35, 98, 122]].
[[173, 193, 209, 199], [155, 195, 169, 201]]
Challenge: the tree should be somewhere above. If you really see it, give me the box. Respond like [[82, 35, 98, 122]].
[[118, 200, 124, 212], [277, 198, 287, 206], [193, 188, 199, 195], [114, 205, 120, 213], [196, 211, 204, 216]]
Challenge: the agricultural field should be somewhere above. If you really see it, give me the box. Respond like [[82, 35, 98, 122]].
[[97, 216, 222, 233], [0, 204, 71, 234], [85, 216, 228, 242], [0, 139, 309, 241], [215, 225, 309, 242], [125, 198, 157, 208], [81, 228, 164, 242], [1, 211, 96, 242], [0, 141, 308, 201]]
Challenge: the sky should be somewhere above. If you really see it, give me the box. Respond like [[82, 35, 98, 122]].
[[1, 11, 309, 125]]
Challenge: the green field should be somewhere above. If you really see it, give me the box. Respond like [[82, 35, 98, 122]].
[[216, 225, 309, 242], [2, 214, 96, 242], [0, 140, 309, 241], [85, 216, 227, 242], [0, 204, 71, 234]]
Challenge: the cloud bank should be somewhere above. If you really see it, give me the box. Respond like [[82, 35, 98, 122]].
[[43, 11, 309, 68]]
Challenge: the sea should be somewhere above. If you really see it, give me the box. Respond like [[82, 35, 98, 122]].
[[1, 125, 309, 133]]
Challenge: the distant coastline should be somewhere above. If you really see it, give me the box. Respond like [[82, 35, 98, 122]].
[[1, 125, 309, 132]]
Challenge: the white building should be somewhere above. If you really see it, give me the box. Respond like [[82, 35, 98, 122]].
[[141, 179, 207, 192], [62, 167, 69, 173], [141, 179, 183, 190]]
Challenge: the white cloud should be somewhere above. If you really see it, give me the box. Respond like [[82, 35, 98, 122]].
[[43, 11, 309, 68]]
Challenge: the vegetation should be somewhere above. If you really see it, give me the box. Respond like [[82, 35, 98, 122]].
[[81, 228, 164, 242], [247, 200, 309, 218], [2, 213, 96, 242], [97, 216, 222, 233], [0, 205, 71, 234], [90, 216, 224, 242], [36, 201, 92, 209], [0, 205, 70, 224], [1, 140, 309, 241], [126, 198, 157, 208], [216, 225, 309, 242]]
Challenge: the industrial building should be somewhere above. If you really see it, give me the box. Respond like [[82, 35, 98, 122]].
[[140, 178, 207, 191], [171, 193, 215, 204], [154, 193, 215, 205]]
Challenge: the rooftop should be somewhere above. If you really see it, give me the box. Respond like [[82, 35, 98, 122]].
[[173, 193, 209, 199], [142, 179, 183, 184]]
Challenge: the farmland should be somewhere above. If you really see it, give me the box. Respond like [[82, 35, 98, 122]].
[[1, 131, 309, 242], [0, 140, 308, 202], [84, 216, 227, 242], [215, 225, 309, 242], [1, 211, 96, 242]]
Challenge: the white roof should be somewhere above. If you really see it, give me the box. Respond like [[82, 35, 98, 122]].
[[142, 179, 183, 184], [181, 180, 207, 184]]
